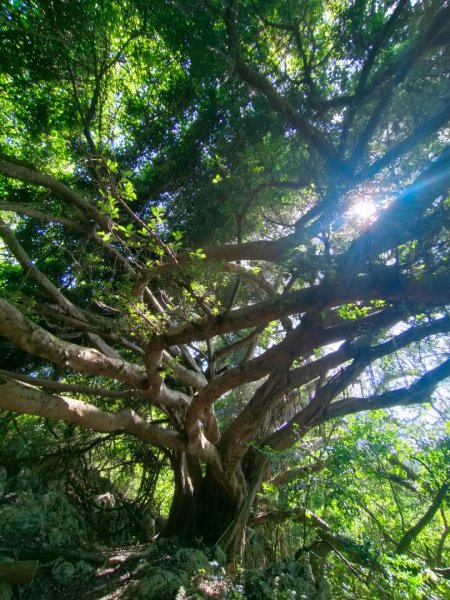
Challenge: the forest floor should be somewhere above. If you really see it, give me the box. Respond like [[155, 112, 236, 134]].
[[22, 545, 147, 600], [19, 541, 238, 600]]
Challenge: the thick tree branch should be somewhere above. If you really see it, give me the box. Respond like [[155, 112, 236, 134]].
[[267, 319, 450, 451], [186, 308, 402, 448], [0, 370, 147, 399], [364, 101, 450, 179], [287, 313, 450, 398], [344, 144, 450, 267], [146, 269, 450, 349], [213, 327, 265, 362], [0, 154, 148, 274], [32, 303, 143, 356], [161, 350, 207, 389], [0, 155, 108, 227], [0, 375, 184, 450], [0, 200, 134, 268], [388, 455, 419, 481], [377, 470, 418, 493], [0, 202, 89, 229], [0, 375, 220, 471], [0, 296, 147, 387], [320, 356, 450, 426]]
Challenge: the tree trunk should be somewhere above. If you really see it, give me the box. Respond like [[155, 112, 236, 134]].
[[161, 451, 239, 546], [161, 449, 267, 557]]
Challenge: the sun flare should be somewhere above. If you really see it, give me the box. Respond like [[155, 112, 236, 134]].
[[349, 199, 378, 222]]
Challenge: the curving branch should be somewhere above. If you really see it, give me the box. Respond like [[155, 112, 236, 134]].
[[0, 201, 89, 229], [0, 375, 184, 450], [0, 296, 197, 411], [364, 100, 450, 179], [265, 317, 450, 452], [186, 308, 403, 445], [0, 200, 135, 268], [0, 369, 147, 399], [0, 373, 221, 472], [0, 216, 121, 359], [0, 296, 147, 388], [31, 303, 144, 356], [146, 268, 450, 349], [320, 356, 450, 427], [344, 144, 450, 268], [0, 153, 147, 271], [268, 460, 327, 487], [396, 479, 449, 555], [0, 154, 107, 226]]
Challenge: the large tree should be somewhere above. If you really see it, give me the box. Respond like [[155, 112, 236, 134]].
[[0, 0, 449, 557]]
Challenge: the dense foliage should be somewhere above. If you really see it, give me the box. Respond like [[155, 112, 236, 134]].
[[0, 0, 449, 598]]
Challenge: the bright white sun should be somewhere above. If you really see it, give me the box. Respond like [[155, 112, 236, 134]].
[[349, 199, 377, 222]]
